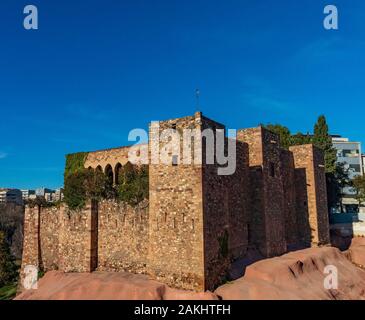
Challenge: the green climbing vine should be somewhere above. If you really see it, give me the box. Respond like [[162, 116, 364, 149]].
[[64, 152, 89, 178]]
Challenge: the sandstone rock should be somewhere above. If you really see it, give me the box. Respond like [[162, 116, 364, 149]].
[[347, 237, 365, 268], [16, 247, 365, 300], [15, 271, 166, 300], [15, 271, 218, 300], [163, 287, 218, 300], [215, 247, 365, 300]]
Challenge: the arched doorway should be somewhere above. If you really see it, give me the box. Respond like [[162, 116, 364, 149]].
[[114, 163, 122, 185], [105, 164, 113, 185]]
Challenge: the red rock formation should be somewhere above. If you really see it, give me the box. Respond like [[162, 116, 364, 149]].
[[346, 237, 365, 268], [16, 246, 365, 300], [215, 247, 365, 300]]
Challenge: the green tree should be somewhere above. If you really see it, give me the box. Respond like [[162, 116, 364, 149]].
[[264, 124, 312, 149], [312, 115, 349, 211], [327, 163, 352, 212], [352, 175, 365, 207], [84, 169, 115, 201], [312, 115, 337, 174], [64, 170, 88, 210], [117, 163, 148, 206], [0, 231, 18, 287], [265, 124, 292, 149], [289, 132, 312, 146], [64, 169, 117, 210]]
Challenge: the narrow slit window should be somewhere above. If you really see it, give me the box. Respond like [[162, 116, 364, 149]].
[[172, 155, 178, 166], [269, 162, 275, 177]]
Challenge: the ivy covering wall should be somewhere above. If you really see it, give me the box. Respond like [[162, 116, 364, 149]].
[[63, 152, 148, 210], [64, 152, 89, 178]]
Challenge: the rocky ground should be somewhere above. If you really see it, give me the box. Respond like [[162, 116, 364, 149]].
[[16, 238, 365, 300]]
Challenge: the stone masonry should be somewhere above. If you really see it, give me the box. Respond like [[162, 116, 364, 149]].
[[20, 112, 330, 292]]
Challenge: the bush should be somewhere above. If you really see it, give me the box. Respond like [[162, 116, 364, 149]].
[[117, 164, 148, 206], [0, 283, 17, 300], [64, 152, 89, 178], [64, 170, 88, 210], [84, 168, 116, 200], [64, 168, 119, 210], [64, 162, 148, 210], [0, 231, 18, 288]]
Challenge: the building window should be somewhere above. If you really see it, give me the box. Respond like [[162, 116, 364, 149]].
[[172, 155, 178, 166], [349, 164, 361, 173], [269, 162, 275, 177]]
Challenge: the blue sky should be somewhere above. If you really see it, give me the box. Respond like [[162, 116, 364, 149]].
[[0, 0, 364, 189]]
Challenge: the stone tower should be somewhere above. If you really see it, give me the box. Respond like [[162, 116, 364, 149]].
[[237, 127, 287, 257], [148, 112, 248, 291], [289, 144, 330, 246]]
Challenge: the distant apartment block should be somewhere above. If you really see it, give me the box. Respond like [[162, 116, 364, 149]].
[[21, 189, 36, 201], [35, 188, 54, 197], [0, 188, 23, 205], [54, 188, 64, 202], [34, 187, 63, 202], [332, 136, 363, 212]]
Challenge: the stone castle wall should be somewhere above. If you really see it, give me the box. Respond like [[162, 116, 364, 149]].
[[290, 144, 330, 246], [20, 200, 147, 291], [237, 127, 287, 257], [202, 139, 249, 290], [20, 112, 331, 292], [98, 200, 149, 274], [148, 114, 205, 291], [85, 146, 132, 171], [280, 149, 299, 246]]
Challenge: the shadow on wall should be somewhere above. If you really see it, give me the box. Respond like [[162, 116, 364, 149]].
[[329, 212, 355, 251], [294, 168, 312, 248], [229, 166, 324, 281]]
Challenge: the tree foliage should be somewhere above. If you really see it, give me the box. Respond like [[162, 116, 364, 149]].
[[312, 115, 337, 174], [264, 124, 312, 149], [64, 169, 111, 210], [352, 175, 365, 206], [327, 163, 352, 212], [290, 132, 312, 146], [64, 163, 149, 210], [117, 163, 149, 206], [265, 124, 292, 149], [0, 231, 18, 287], [265, 115, 350, 212], [64, 152, 89, 178]]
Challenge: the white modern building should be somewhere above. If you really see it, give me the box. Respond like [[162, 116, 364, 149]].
[[0, 188, 23, 205], [35, 187, 54, 197], [332, 136, 363, 213], [54, 188, 64, 202], [21, 189, 36, 201]]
